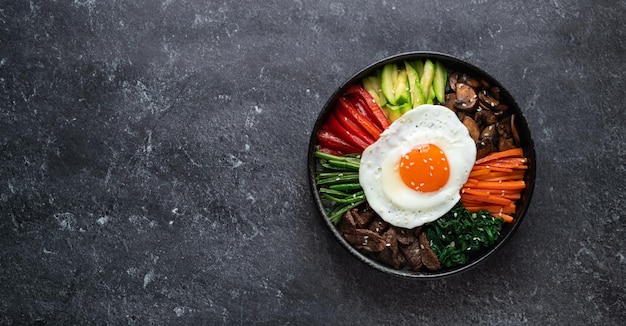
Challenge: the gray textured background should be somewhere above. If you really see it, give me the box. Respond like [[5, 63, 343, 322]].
[[1, 0, 625, 324]]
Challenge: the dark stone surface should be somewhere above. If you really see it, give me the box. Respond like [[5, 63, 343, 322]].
[[1, 0, 624, 324]]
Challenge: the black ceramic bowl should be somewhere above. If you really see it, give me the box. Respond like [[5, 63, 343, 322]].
[[308, 52, 536, 279]]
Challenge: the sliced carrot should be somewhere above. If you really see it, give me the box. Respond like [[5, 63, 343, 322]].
[[495, 213, 514, 223], [475, 148, 524, 165], [461, 188, 490, 197], [469, 168, 491, 178], [471, 165, 514, 173], [465, 178, 480, 186], [482, 162, 527, 169], [461, 193, 513, 206], [470, 180, 526, 190], [491, 157, 528, 165], [480, 174, 525, 182], [502, 193, 522, 200]]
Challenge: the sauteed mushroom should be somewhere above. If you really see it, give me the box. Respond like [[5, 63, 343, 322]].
[[462, 116, 480, 142], [475, 108, 497, 126], [478, 89, 500, 110], [476, 139, 493, 159], [454, 83, 478, 111]]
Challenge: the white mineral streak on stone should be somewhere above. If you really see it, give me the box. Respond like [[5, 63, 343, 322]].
[[228, 154, 243, 168], [54, 212, 76, 231], [97, 215, 109, 226], [174, 306, 185, 317], [143, 269, 155, 288]]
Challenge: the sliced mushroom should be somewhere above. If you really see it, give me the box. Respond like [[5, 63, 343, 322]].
[[449, 72, 460, 91], [478, 89, 500, 110], [462, 116, 480, 142], [454, 83, 478, 111], [459, 73, 481, 89], [476, 139, 493, 159], [510, 114, 520, 145], [489, 86, 501, 100], [475, 108, 497, 127], [498, 137, 516, 151], [480, 124, 497, 140], [492, 103, 509, 115], [497, 116, 512, 139], [443, 92, 457, 112]]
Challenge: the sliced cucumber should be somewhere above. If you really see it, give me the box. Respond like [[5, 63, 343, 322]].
[[362, 75, 387, 107], [413, 60, 424, 78], [420, 59, 436, 101], [427, 84, 436, 104], [384, 104, 404, 122], [404, 61, 425, 109], [381, 63, 398, 105], [433, 60, 447, 103], [394, 69, 411, 105]]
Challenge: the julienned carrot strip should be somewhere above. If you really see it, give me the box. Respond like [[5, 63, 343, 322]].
[[502, 193, 521, 200], [496, 213, 514, 223], [469, 169, 491, 178], [465, 178, 480, 186], [470, 172, 525, 181], [461, 193, 513, 206], [471, 180, 526, 190], [475, 148, 524, 165], [491, 157, 528, 165], [480, 174, 525, 182], [471, 165, 514, 173], [483, 163, 528, 169], [461, 188, 490, 197]]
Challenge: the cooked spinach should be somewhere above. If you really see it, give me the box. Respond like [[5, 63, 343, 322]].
[[423, 202, 504, 268]]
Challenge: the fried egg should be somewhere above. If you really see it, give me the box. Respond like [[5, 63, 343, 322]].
[[359, 104, 476, 228]]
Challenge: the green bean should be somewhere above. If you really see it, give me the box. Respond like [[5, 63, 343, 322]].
[[316, 171, 359, 178], [319, 188, 352, 198], [316, 174, 360, 185], [328, 183, 362, 191], [327, 200, 366, 224], [321, 191, 364, 203]]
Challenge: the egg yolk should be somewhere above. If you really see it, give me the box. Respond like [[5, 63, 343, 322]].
[[398, 143, 450, 193]]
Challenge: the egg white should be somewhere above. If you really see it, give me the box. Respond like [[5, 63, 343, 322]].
[[359, 104, 476, 229]]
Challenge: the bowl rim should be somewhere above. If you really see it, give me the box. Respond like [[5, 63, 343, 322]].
[[308, 51, 536, 279]]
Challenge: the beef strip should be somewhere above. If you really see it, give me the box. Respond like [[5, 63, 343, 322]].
[[350, 207, 374, 228], [376, 228, 402, 269], [396, 227, 417, 246], [368, 215, 388, 234], [400, 241, 423, 271], [419, 232, 441, 271], [343, 228, 387, 253]]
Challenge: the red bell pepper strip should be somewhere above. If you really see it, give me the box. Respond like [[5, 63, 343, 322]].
[[317, 146, 344, 156], [340, 97, 383, 139], [334, 100, 376, 144], [344, 93, 378, 128], [324, 113, 369, 151], [345, 85, 390, 130], [317, 129, 360, 154]]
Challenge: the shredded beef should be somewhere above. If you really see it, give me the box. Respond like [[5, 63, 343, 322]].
[[368, 215, 388, 234], [350, 207, 374, 228], [343, 228, 386, 253], [419, 232, 441, 271], [376, 228, 402, 269], [400, 242, 423, 271]]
